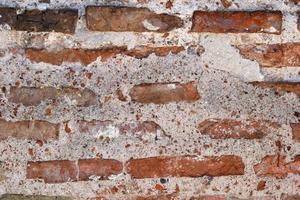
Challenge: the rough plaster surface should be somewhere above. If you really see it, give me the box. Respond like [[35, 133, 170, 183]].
[[0, 0, 299, 199]]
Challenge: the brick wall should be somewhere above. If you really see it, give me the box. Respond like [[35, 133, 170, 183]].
[[0, 0, 299, 199]]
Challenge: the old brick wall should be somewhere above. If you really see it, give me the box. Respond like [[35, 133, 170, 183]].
[[0, 0, 299, 199]]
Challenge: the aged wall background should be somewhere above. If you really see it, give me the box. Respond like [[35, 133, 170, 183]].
[[0, 0, 299, 199]]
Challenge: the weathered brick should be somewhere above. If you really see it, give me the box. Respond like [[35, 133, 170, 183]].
[[190, 196, 226, 200], [25, 46, 184, 65], [191, 11, 282, 34], [78, 120, 165, 139], [251, 82, 300, 96], [0, 194, 72, 200], [8, 86, 97, 106], [26, 160, 77, 183], [133, 194, 176, 200], [0, 8, 17, 28], [0, 119, 59, 140], [0, 8, 78, 33], [291, 123, 300, 142], [86, 6, 183, 32], [254, 155, 300, 178], [78, 159, 123, 181], [126, 155, 244, 178], [281, 194, 300, 200], [129, 82, 200, 104], [237, 43, 300, 68], [198, 119, 279, 139]]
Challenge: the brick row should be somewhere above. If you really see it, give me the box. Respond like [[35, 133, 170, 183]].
[[26, 155, 244, 183], [0, 7, 299, 34]]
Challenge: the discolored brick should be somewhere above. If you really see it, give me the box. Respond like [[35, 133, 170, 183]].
[[254, 155, 300, 178], [86, 6, 183, 32], [8, 86, 97, 107], [251, 82, 300, 97], [198, 119, 279, 139], [26, 160, 77, 183], [191, 11, 282, 34], [291, 123, 300, 142], [237, 43, 300, 68], [25, 46, 184, 65], [78, 159, 123, 181], [0, 8, 78, 33], [0, 119, 59, 140], [129, 82, 200, 104]]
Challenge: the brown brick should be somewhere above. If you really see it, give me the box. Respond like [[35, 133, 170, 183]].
[[281, 194, 300, 200], [8, 86, 97, 106], [86, 6, 183, 32], [0, 9, 78, 33], [126, 155, 244, 178], [0, 8, 17, 28], [198, 119, 279, 139], [129, 82, 200, 104], [237, 43, 300, 68], [25, 46, 184, 65], [251, 82, 300, 96], [254, 155, 300, 178], [78, 159, 123, 181], [191, 11, 282, 34], [119, 121, 165, 136], [0, 119, 59, 140], [291, 123, 300, 142], [26, 160, 77, 183]]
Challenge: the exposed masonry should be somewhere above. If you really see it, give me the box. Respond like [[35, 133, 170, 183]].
[[0, 0, 299, 200]]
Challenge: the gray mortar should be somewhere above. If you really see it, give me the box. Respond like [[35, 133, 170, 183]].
[[0, 0, 299, 199]]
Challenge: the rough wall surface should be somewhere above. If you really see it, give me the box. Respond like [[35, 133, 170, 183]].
[[0, 0, 299, 199]]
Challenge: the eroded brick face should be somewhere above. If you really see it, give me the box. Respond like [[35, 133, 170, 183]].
[[0, 119, 59, 140], [237, 43, 300, 68], [191, 11, 282, 34], [291, 123, 300, 142], [0, 194, 72, 200], [86, 6, 183, 32], [251, 82, 300, 96], [129, 82, 200, 104], [25, 46, 184, 65], [78, 159, 123, 181], [26, 160, 77, 183], [126, 155, 244, 178], [198, 119, 279, 139], [0, 9, 78, 33], [254, 155, 300, 178], [8, 87, 97, 106]]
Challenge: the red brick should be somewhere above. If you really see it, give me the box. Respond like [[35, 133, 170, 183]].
[[198, 119, 279, 139], [251, 82, 300, 96], [25, 46, 184, 65], [0, 119, 59, 140], [129, 82, 200, 104], [8, 86, 97, 107], [291, 123, 300, 142], [126, 155, 244, 178], [0, 8, 78, 33], [256, 180, 266, 191], [26, 160, 77, 183], [191, 11, 282, 34], [86, 6, 183, 32], [237, 43, 300, 68], [254, 155, 300, 178], [78, 159, 123, 181], [220, 0, 232, 8]]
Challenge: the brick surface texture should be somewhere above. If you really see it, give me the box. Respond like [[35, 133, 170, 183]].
[[0, 0, 299, 199]]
